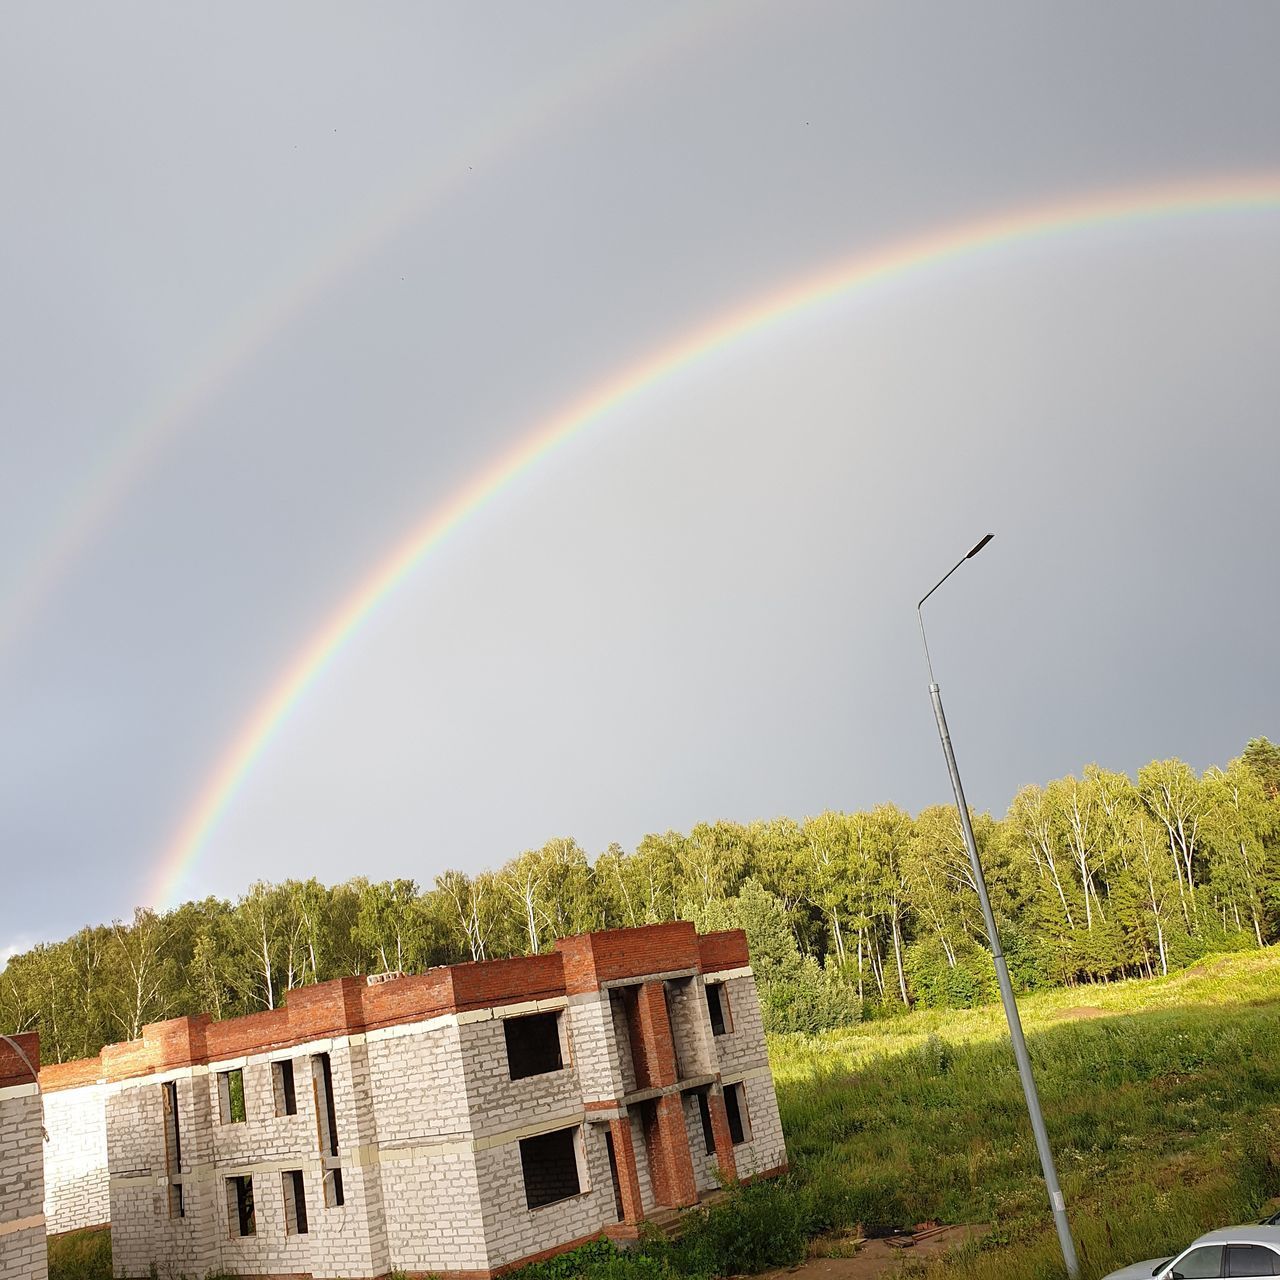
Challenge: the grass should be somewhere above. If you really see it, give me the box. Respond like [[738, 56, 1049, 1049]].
[[48, 950, 1280, 1280], [770, 947, 1280, 1278], [46, 1226, 111, 1280]]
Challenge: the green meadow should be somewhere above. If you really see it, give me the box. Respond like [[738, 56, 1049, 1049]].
[[48, 948, 1280, 1280], [771, 946, 1280, 1278]]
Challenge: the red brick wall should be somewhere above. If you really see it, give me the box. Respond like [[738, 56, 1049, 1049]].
[[557, 923, 700, 993], [0, 1031, 39, 1089], [449, 952, 565, 1011], [697, 929, 749, 974], [641, 1095, 698, 1210], [633, 982, 678, 1090], [607, 1117, 645, 1224], [39, 1056, 101, 1092], [706, 1088, 738, 1183]]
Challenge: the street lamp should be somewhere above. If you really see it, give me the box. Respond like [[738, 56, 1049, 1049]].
[[917, 534, 1080, 1280]]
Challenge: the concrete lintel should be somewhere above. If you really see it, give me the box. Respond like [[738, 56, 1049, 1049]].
[[0, 1081, 39, 1100], [366, 1010, 458, 1041], [0, 1213, 45, 1239], [492, 1000, 539, 1018], [717, 1064, 773, 1087], [599, 967, 697, 991], [207, 1036, 338, 1074], [621, 1073, 716, 1107], [701, 965, 753, 983], [125, 1156, 328, 1188], [472, 1109, 586, 1151]]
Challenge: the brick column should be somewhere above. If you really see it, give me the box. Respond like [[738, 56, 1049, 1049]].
[[629, 981, 678, 1089], [643, 1095, 698, 1209], [608, 1118, 645, 1225], [707, 1087, 738, 1183]]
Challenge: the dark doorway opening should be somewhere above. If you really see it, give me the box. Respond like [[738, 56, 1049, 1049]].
[[605, 1129, 624, 1221]]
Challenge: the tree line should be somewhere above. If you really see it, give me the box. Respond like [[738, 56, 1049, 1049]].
[[4, 738, 1278, 1062]]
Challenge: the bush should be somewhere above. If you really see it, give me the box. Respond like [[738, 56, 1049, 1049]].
[[906, 937, 997, 1009], [670, 1178, 811, 1276]]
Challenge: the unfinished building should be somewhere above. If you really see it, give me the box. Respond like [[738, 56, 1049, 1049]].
[[38, 922, 786, 1278], [0, 1032, 47, 1280]]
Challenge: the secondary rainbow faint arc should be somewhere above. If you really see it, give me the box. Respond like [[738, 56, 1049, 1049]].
[[0, 2, 735, 662], [149, 174, 1280, 909]]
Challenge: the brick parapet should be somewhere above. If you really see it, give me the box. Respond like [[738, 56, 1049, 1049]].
[[37, 1058, 102, 1093], [40, 926, 736, 1087], [697, 930, 749, 975], [556, 923, 701, 994]]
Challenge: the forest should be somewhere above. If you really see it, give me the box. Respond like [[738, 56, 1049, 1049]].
[[5, 737, 1278, 1065]]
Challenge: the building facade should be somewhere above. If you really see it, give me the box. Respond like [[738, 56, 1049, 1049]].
[[39, 922, 786, 1279], [0, 1032, 47, 1280]]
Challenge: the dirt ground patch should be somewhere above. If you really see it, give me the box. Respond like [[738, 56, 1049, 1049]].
[[758, 1225, 986, 1279], [1055, 1005, 1109, 1020]]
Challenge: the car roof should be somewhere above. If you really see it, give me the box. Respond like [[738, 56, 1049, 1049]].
[[1191, 1225, 1280, 1248]]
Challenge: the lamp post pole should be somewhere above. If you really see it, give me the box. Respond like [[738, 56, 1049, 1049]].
[[917, 535, 1079, 1280]]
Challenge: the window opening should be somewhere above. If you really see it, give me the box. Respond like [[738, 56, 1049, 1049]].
[[604, 1129, 625, 1222], [504, 1011, 564, 1080], [695, 1090, 715, 1154], [273, 1059, 298, 1116], [282, 1169, 309, 1235], [724, 1083, 750, 1145], [162, 1081, 184, 1218], [311, 1053, 344, 1207], [519, 1126, 582, 1209], [226, 1176, 255, 1237], [705, 983, 730, 1036], [217, 1068, 246, 1124]]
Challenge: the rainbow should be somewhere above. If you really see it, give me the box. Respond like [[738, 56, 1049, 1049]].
[[147, 174, 1280, 908], [0, 2, 731, 662]]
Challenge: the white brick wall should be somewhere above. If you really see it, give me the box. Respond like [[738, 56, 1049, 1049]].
[[565, 995, 625, 1102], [1, 1086, 48, 1280], [708, 974, 767, 1079], [723, 1074, 786, 1180], [476, 1121, 616, 1270], [43, 1082, 109, 1233], [629, 1111, 656, 1215], [666, 979, 715, 1080]]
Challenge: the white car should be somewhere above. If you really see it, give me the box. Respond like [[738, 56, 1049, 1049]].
[[1103, 1224, 1280, 1279]]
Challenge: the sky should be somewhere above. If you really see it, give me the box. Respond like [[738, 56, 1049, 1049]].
[[2, 2, 1279, 955]]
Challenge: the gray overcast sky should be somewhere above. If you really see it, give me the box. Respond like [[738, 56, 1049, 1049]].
[[2, 2, 1278, 953]]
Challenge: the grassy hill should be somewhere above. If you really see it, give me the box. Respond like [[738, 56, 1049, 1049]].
[[772, 947, 1280, 1278]]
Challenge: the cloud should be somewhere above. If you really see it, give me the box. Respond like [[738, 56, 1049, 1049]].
[[0, 937, 36, 971]]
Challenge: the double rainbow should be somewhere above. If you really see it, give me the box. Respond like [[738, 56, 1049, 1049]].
[[147, 175, 1280, 908]]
